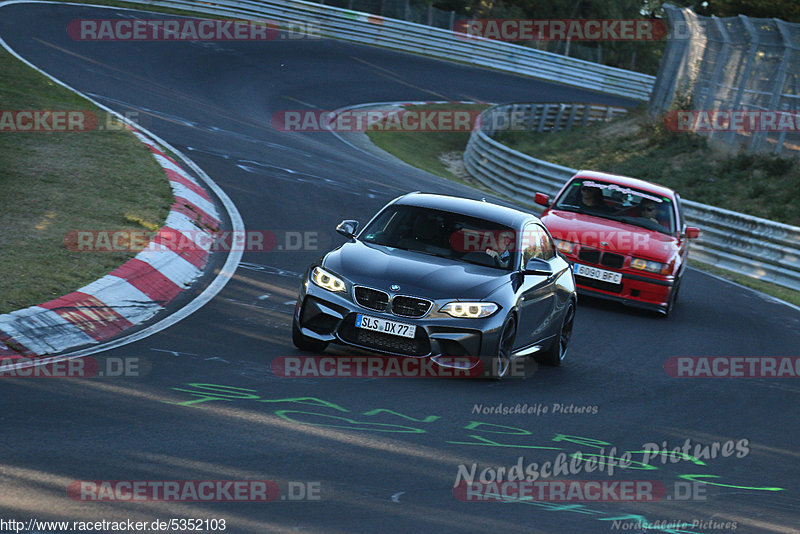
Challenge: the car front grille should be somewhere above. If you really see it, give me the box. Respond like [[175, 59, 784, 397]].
[[601, 253, 625, 269], [354, 330, 426, 355], [354, 286, 431, 318], [391, 296, 432, 317], [354, 286, 389, 312], [578, 248, 626, 269], [578, 248, 601, 264]]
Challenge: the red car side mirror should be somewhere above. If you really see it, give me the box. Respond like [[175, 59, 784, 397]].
[[534, 193, 550, 207], [685, 226, 700, 239]]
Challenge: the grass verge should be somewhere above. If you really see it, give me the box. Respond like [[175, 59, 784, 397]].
[[689, 259, 800, 308], [366, 103, 493, 191], [363, 102, 799, 307], [0, 47, 173, 314]]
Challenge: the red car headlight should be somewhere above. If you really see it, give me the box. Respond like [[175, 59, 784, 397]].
[[554, 239, 575, 254], [631, 257, 670, 275]]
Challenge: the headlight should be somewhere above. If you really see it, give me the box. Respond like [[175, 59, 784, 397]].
[[554, 239, 575, 254], [440, 302, 499, 318], [310, 266, 346, 292], [631, 257, 668, 274]]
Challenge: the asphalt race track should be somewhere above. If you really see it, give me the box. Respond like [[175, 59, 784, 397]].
[[1, 3, 799, 533]]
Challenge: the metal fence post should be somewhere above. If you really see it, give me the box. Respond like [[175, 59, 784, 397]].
[[749, 20, 793, 153], [725, 16, 759, 147], [566, 104, 578, 130], [537, 104, 551, 132], [697, 17, 730, 145], [649, 6, 692, 115]]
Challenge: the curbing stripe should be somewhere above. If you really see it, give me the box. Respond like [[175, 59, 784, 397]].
[[78, 275, 164, 324], [108, 259, 183, 304], [153, 227, 209, 269], [134, 247, 202, 289], [0, 5, 243, 367], [39, 292, 133, 341], [154, 154, 210, 193], [0, 127, 220, 356], [165, 168, 211, 201], [170, 182, 217, 221], [0, 306, 96, 355], [170, 199, 220, 230], [163, 211, 214, 251]]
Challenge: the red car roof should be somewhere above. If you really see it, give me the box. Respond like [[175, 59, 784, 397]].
[[571, 170, 677, 200]]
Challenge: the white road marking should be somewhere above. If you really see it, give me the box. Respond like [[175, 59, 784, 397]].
[[150, 348, 198, 357]]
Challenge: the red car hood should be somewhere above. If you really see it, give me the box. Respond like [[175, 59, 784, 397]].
[[541, 210, 679, 263]]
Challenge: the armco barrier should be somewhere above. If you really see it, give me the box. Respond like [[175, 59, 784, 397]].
[[464, 103, 800, 292], [96, 0, 654, 101]]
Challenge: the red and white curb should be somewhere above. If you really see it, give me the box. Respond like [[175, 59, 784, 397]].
[[0, 127, 221, 358]]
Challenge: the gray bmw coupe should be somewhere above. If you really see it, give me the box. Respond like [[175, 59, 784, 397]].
[[292, 192, 577, 379]]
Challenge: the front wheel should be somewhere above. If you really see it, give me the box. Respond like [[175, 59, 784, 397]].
[[536, 301, 575, 367], [482, 315, 516, 379]]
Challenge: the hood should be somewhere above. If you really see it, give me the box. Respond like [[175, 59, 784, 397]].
[[323, 240, 510, 300], [541, 209, 679, 262]]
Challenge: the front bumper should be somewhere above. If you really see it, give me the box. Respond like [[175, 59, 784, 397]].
[[295, 281, 507, 365], [571, 262, 674, 313]]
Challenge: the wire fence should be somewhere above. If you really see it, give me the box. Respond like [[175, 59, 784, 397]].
[[650, 5, 800, 155]]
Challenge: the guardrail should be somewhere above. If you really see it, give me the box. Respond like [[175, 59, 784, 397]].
[[110, 0, 654, 101], [464, 103, 800, 292], [478, 102, 629, 136]]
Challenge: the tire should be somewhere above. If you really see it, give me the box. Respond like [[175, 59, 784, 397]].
[[292, 320, 329, 352], [664, 277, 681, 317], [482, 315, 516, 379], [536, 301, 575, 367]]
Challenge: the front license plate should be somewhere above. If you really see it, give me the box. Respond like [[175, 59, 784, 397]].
[[574, 263, 622, 284], [356, 314, 416, 338]]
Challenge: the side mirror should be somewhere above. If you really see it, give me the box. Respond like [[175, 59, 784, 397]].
[[685, 226, 700, 239], [523, 257, 553, 276], [534, 193, 550, 207], [336, 219, 359, 239]]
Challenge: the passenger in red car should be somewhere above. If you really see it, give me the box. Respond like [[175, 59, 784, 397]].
[[639, 200, 660, 222]]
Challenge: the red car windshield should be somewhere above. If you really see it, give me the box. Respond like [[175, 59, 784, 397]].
[[553, 179, 676, 234]]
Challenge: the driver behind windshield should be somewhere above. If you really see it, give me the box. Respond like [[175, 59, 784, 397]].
[[579, 185, 612, 213], [485, 231, 514, 269]]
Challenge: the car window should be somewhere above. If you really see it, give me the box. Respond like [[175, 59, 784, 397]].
[[360, 205, 516, 270], [521, 223, 555, 265], [554, 178, 676, 234]]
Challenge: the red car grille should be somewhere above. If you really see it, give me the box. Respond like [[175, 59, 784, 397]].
[[578, 248, 626, 269]]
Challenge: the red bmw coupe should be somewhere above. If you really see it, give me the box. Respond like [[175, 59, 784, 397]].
[[535, 171, 700, 316]]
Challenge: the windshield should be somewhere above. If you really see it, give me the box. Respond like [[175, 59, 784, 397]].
[[553, 178, 676, 234], [360, 204, 516, 271]]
